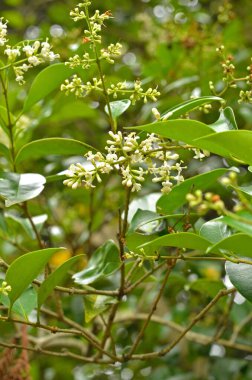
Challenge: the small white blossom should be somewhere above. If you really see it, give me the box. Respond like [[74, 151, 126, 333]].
[[4, 45, 21, 61], [28, 55, 41, 66], [192, 148, 210, 160], [0, 18, 8, 46]]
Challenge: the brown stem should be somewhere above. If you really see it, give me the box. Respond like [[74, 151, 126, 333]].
[[21, 202, 44, 249], [126, 259, 176, 358], [129, 288, 235, 360]]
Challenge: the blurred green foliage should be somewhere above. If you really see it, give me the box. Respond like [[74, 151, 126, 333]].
[[1, 1, 252, 379]]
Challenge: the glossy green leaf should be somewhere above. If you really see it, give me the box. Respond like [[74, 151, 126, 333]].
[[209, 107, 238, 132], [208, 233, 252, 257], [128, 209, 163, 234], [230, 184, 252, 197], [157, 169, 228, 213], [15, 138, 94, 165], [105, 99, 131, 119], [6, 213, 47, 239], [5, 247, 63, 309], [73, 240, 120, 285], [0, 285, 37, 319], [126, 232, 158, 254], [161, 96, 223, 120], [194, 131, 252, 165], [199, 219, 230, 244], [128, 193, 161, 222], [190, 279, 225, 298], [220, 212, 252, 237], [138, 232, 210, 251], [226, 260, 252, 302], [127, 119, 215, 145], [23, 63, 75, 112], [84, 294, 116, 323], [38, 255, 83, 310], [0, 172, 46, 207]]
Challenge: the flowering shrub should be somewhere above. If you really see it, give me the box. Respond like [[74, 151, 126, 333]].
[[0, 1, 252, 379]]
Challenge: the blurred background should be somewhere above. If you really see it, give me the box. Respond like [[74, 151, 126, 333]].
[[1, 1, 252, 379]]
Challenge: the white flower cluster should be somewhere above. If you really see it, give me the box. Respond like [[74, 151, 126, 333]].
[[64, 131, 186, 193], [70, 2, 112, 45], [0, 19, 59, 85], [100, 43, 123, 64], [61, 75, 102, 97], [67, 53, 93, 70], [107, 80, 160, 105], [10, 39, 59, 84], [0, 18, 8, 47]]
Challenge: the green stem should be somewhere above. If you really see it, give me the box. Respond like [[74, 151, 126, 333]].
[[0, 72, 16, 171], [84, 6, 115, 132]]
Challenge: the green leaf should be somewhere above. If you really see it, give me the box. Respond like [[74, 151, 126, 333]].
[[5, 247, 64, 309], [5, 213, 47, 239], [0, 105, 15, 137], [73, 240, 120, 285], [128, 193, 161, 222], [190, 279, 225, 298], [157, 169, 228, 213], [105, 99, 131, 119], [194, 130, 252, 165], [37, 255, 83, 310], [128, 209, 163, 234], [209, 107, 238, 132], [161, 96, 223, 120], [126, 232, 158, 254], [220, 212, 252, 237], [49, 99, 96, 123], [23, 63, 76, 112], [138, 232, 210, 252], [208, 233, 252, 257], [226, 260, 252, 302], [127, 119, 215, 145], [199, 219, 230, 244], [230, 184, 252, 197], [0, 172, 46, 207], [0, 285, 37, 319], [84, 294, 116, 323], [15, 138, 94, 165], [0, 143, 11, 161]]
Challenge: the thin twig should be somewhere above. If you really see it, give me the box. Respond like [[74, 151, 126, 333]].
[[129, 288, 236, 360], [126, 259, 176, 358]]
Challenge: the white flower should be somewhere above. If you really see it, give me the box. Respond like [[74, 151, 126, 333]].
[[23, 45, 35, 57], [192, 148, 210, 160], [0, 18, 8, 46], [161, 180, 173, 193], [152, 107, 161, 120], [107, 131, 123, 145], [4, 45, 21, 61], [140, 133, 161, 153], [28, 55, 41, 66]]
